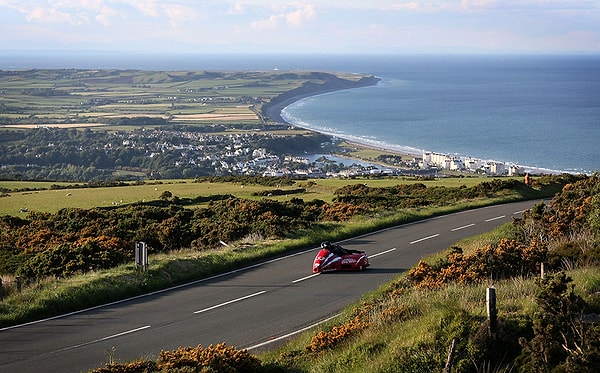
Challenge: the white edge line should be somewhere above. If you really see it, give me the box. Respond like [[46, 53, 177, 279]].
[[247, 313, 341, 351], [58, 325, 151, 352], [410, 234, 440, 244], [193, 291, 266, 314], [451, 223, 475, 231]]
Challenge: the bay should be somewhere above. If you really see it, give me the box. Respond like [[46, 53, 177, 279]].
[[2, 52, 599, 174], [281, 55, 600, 175]]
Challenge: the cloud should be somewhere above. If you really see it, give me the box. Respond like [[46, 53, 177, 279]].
[[227, 2, 245, 15], [95, 6, 122, 26], [121, 0, 161, 18], [0, 0, 198, 27], [25, 6, 89, 25], [251, 2, 316, 30], [120, 0, 199, 27], [389, 2, 451, 12]]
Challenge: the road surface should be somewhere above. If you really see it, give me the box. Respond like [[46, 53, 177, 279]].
[[0, 199, 539, 372]]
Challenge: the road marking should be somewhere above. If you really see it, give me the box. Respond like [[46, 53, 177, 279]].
[[451, 223, 475, 231], [57, 325, 151, 352], [194, 291, 266, 314], [247, 313, 340, 351], [410, 234, 439, 244], [485, 215, 506, 222], [370, 248, 397, 258], [91, 325, 151, 344], [293, 273, 320, 283]]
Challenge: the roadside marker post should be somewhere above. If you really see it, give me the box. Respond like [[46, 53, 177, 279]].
[[487, 286, 498, 339], [135, 241, 148, 272]]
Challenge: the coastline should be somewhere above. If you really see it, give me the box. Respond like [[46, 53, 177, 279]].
[[269, 82, 568, 175], [264, 76, 425, 161]]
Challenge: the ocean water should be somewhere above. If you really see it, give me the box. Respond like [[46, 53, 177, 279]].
[[281, 55, 600, 175], [2, 52, 599, 174]]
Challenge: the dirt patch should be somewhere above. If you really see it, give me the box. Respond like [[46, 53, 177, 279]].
[[1, 123, 108, 129], [172, 114, 258, 121]]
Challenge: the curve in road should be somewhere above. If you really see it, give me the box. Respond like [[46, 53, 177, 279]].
[[0, 199, 539, 372]]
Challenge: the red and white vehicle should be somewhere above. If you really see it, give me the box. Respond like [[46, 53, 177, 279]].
[[312, 241, 369, 273]]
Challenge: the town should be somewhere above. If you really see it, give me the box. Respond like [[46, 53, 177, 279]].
[[2, 125, 528, 182]]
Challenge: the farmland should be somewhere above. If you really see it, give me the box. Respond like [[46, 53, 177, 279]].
[[0, 69, 388, 182], [0, 69, 373, 127], [0, 175, 513, 215]]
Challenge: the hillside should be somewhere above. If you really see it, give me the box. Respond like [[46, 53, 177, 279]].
[[1, 174, 598, 372], [66, 174, 600, 373]]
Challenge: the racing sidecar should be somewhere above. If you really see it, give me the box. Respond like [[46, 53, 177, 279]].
[[312, 241, 369, 273]]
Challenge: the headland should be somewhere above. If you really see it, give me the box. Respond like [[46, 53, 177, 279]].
[[263, 72, 380, 124]]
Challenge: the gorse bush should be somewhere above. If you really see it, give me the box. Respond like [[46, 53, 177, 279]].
[[157, 343, 261, 373], [90, 343, 261, 373], [305, 316, 370, 354], [407, 238, 549, 290]]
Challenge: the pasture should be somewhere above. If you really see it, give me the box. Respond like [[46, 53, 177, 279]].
[[0, 176, 500, 215], [0, 69, 361, 127]]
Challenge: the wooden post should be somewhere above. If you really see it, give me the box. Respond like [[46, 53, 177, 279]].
[[487, 287, 497, 339], [443, 338, 456, 373], [16, 276, 22, 293], [540, 262, 546, 278], [0, 278, 3, 302]]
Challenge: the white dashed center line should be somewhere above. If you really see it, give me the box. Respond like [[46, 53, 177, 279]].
[[194, 291, 266, 314], [410, 234, 440, 244]]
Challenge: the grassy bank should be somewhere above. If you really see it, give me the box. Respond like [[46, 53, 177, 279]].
[[258, 265, 600, 373]]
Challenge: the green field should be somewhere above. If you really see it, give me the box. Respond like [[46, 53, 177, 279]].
[[0, 176, 501, 215], [0, 69, 365, 127]]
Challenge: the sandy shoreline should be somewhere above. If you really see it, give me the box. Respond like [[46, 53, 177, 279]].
[[263, 74, 424, 160]]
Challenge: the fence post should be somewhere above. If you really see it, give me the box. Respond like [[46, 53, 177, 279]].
[[443, 338, 456, 373], [487, 286, 497, 339], [540, 262, 546, 278], [16, 276, 22, 293], [0, 278, 3, 302]]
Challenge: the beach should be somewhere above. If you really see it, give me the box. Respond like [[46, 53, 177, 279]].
[[264, 76, 426, 163]]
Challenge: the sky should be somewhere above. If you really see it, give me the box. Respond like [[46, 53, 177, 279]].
[[1, 0, 599, 55]]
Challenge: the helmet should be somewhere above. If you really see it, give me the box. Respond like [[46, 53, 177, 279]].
[[321, 241, 332, 249]]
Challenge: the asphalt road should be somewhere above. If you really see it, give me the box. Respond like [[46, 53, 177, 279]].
[[0, 199, 540, 373]]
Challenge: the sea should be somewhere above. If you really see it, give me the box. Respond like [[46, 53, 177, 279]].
[[2, 51, 599, 175]]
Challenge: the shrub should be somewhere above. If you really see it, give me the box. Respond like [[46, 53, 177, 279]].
[[156, 343, 262, 373], [516, 272, 600, 372]]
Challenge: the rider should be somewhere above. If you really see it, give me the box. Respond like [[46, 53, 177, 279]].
[[320, 241, 362, 256]]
